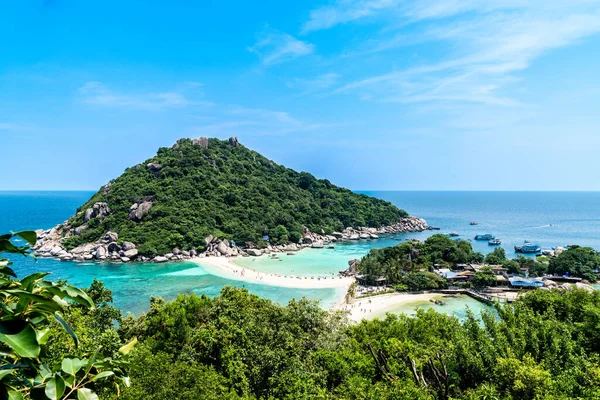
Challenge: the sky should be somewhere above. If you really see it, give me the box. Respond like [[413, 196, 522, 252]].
[[2, 1, 600, 191]]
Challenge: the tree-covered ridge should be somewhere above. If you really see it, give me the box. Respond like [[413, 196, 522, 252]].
[[62, 137, 407, 255]]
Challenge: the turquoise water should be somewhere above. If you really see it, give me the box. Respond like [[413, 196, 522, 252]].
[[3, 191, 600, 314], [370, 294, 493, 321], [0, 191, 342, 314]]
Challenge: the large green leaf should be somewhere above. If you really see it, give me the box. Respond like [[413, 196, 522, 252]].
[[4, 290, 64, 314], [0, 368, 15, 381], [7, 391, 24, 400], [61, 358, 85, 376], [54, 313, 79, 348], [118, 337, 137, 355], [92, 370, 114, 381], [0, 264, 17, 278], [14, 231, 37, 246], [0, 323, 40, 358], [77, 388, 99, 400], [20, 272, 51, 291], [45, 375, 66, 400]]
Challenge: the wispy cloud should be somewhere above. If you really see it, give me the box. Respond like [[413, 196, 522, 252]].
[[286, 73, 341, 95], [317, 1, 600, 107], [248, 29, 314, 66], [77, 81, 211, 110], [302, 0, 402, 33]]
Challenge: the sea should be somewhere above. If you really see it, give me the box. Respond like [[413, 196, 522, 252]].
[[2, 191, 600, 316]]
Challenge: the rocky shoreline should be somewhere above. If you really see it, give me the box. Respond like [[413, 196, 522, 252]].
[[33, 216, 428, 264]]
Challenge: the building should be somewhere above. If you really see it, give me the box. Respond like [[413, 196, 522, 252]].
[[509, 277, 544, 288]]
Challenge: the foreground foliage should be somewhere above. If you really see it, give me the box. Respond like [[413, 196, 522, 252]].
[[0, 232, 134, 399], [62, 138, 407, 255]]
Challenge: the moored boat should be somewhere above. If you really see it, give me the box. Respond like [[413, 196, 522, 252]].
[[514, 243, 541, 253], [474, 234, 494, 241], [488, 238, 501, 246], [448, 232, 459, 237], [470, 222, 478, 225]]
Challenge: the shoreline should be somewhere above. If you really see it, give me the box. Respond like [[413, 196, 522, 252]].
[[190, 255, 355, 290], [336, 292, 442, 322]]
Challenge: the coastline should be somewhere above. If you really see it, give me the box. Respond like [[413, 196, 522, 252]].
[[190, 255, 355, 290], [337, 292, 441, 322]]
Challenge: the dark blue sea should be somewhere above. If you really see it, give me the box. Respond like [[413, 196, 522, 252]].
[[2, 191, 599, 313]]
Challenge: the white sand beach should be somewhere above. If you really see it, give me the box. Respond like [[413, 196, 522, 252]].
[[191, 256, 355, 290], [337, 292, 440, 322]]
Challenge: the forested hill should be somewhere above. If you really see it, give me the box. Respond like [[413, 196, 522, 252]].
[[61, 137, 408, 255]]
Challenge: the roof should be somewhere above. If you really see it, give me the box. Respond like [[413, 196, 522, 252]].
[[509, 277, 544, 287]]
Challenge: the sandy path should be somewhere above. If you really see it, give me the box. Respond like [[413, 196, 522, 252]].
[[190, 256, 355, 290], [336, 292, 440, 322]]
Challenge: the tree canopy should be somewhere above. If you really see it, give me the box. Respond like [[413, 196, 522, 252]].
[[61, 138, 407, 255]]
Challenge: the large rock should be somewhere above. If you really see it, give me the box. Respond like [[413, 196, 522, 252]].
[[124, 249, 138, 258], [229, 137, 239, 147], [192, 137, 209, 148], [153, 256, 168, 263], [104, 231, 119, 243], [128, 201, 153, 221], [94, 246, 108, 259], [107, 242, 120, 252], [246, 249, 263, 257], [217, 241, 230, 256], [84, 202, 111, 222], [576, 282, 595, 292], [71, 243, 95, 255], [73, 225, 88, 236], [205, 235, 213, 245], [121, 241, 136, 251], [147, 162, 162, 172]]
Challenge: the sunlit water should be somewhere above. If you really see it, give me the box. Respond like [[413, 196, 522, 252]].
[[3, 191, 600, 315], [370, 294, 494, 321]]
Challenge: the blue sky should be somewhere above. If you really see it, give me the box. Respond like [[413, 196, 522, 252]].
[[2, 1, 600, 190]]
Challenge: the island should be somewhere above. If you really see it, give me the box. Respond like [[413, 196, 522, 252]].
[[33, 137, 428, 263]]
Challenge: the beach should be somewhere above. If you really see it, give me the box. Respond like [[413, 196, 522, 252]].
[[191, 255, 355, 290], [338, 292, 440, 322]]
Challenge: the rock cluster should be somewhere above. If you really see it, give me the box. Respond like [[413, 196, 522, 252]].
[[301, 216, 427, 245], [84, 202, 111, 222], [129, 200, 153, 221], [33, 216, 427, 264]]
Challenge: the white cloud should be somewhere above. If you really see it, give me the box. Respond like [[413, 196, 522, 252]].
[[302, 0, 401, 33], [78, 81, 211, 110], [321, 1, 600, 107], [248, 29, 314, 66]]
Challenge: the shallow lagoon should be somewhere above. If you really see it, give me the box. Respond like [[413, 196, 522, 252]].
[[370, 294, 494, 321]]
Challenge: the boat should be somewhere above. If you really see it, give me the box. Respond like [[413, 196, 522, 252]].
[[488, 238, 501, 246], [474, 234, 494, 241], [470, 222, 478, 225], [448, 232, 459, 237], [514, 243, 542, 253]]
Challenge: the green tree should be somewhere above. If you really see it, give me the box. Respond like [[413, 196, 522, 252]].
[[484, 247, 506, 265], [472, 267, 496, 288]]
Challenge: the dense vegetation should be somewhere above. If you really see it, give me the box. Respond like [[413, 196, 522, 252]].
[[358, 234, 599, 285], [62, 137, 407, 255], [358, 234, 482, 285], [0, 232, 134, 399], [5, 232, 600, 399]]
